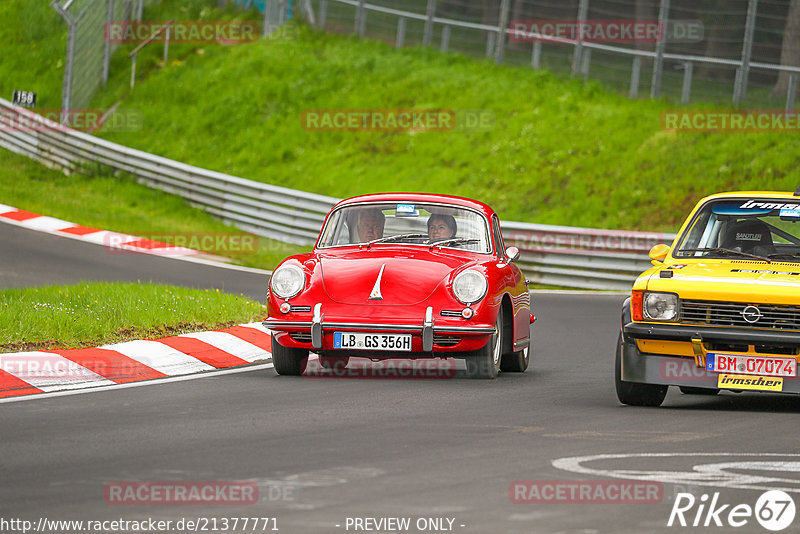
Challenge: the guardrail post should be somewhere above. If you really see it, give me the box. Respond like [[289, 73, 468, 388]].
[[423, 0, 436, 47], [319, 0, 327, 29], [355, 0, 365, 37], [571, 0, 588, 76], [681, 61, 693, 103], [486, 32, 495, 57], [629, 56, 641, 98], [494, 0, 511, 64], [651, 0, 670, 98], [441, 24, 450, 52], [396, 17, 406, 48], [531, 41, 541, 69], [787, 73, 798, 112], [734, 0, 758, 106]]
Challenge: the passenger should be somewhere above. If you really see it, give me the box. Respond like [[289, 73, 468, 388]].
[[355, 208, 385, 242], [427, 214, 457, 241]]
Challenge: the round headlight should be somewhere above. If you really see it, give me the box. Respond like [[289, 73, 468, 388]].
[[270, 264, 305, 299], [643, 292, 679, 321], [452, 270, 488, 304]]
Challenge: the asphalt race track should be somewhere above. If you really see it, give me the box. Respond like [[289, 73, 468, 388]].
[[3, 225, 800, 534]]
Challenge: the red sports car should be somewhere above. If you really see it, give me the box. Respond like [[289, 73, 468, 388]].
[[263, 193, 534, 378]]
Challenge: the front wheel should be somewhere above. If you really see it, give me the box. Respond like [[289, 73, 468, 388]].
[[500, 344, 529, 372], [615, 333, 667, 407], [465, 315, 502, 379], [272, 336, 309, 376]]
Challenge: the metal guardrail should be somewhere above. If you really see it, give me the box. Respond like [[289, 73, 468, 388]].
[[0, 97, 675, 290]]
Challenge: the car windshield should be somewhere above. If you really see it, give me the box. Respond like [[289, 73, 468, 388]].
[[674, 198, 800, 261], [317, 202, 493, 253]]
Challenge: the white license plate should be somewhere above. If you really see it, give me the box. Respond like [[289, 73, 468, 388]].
[[706, 353, 797, 377], [333, 332, 412, 352]]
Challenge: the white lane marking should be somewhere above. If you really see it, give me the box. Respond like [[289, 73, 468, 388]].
[[19, 216, 77, 233], [0, 351, 115, 391], [0, 363, 274, 404], [99, 340, 215, 375], [178, 331, 271, 363], [553, 453, 800, 494], [79, 230, 138, 246]]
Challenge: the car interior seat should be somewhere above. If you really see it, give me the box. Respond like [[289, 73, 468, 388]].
[[718, 218, 775, 256]]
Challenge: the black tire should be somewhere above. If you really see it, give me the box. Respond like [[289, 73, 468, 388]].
[[465, 315, 502, 379], [272, 336, 309, 376], [615, 333, 667, 407], [500, 345, 529, 372], [319, 355, 350, 372], [679, 386, 720, 395]]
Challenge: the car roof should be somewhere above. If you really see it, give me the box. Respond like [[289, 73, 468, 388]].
[[332, 193, 497, 218], [700, 190, 798, 202]]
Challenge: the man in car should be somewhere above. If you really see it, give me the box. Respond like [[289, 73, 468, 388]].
[[355, 208, 385, 242]]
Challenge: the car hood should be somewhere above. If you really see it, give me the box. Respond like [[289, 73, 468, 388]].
[[646, 260, 800, 305], [318, 248, 475, 305]]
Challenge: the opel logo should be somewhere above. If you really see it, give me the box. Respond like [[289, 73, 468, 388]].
[[741, 305, 762, 324]]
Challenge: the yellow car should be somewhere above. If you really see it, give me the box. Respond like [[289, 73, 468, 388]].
[[616, 189, 800, 406]]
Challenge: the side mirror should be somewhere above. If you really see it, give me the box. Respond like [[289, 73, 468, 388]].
[[649, 244, 670, 264], [505, 246, 520, 263]]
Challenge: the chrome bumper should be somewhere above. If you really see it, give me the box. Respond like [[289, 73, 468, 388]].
[[263, 304, 496, 351]]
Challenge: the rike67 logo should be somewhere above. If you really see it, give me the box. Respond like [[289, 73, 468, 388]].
[[668, 490, 796, 531]]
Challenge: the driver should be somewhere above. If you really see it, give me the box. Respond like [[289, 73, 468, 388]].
[[427, 214, 457, 241], [356, 208, 385, 242]]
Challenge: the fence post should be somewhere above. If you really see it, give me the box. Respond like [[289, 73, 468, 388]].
[[423, 0, 436, 47], [102, 0, 114, 85], [651, 0, 670, 98], [486, 32, 495, 57], [494, 0, 511, 64], [319, 0, 327, 29], [629, 56, 641, 98], [441, 24, 450, 51], [734, 0, 758, 106], [571, 0, 589, 76], [355, 0, 365, 36], [582, 48, 591, 81], [532, 41, 541, 69], [51, 0, 76, 125], [787, 73, 798, 112], [681, 61, 693, 103], [396, 17, 406, 48]]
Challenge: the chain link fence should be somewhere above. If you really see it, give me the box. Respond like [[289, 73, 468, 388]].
[[309, 0, 800, 109], [50, 0, 159, 126]]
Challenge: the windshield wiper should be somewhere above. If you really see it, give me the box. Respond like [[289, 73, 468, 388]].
[[678, 247, 771, 263], [767, 252, 800, 261], [364, 233, 429, 248], [429, 238, 481, 249]]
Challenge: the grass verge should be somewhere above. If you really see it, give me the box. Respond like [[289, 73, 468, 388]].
[[0, 281, 265, 352]]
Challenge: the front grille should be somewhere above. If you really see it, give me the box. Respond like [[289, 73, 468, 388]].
[[680, 300, 800, 331], [440, 310, 463, 318], [289, 332, 312, 343]]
